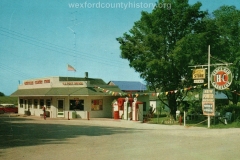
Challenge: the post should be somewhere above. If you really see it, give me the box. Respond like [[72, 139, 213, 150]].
[[87, 111, 90, 120], [208, 45, 211, 128], [184, 111, 186, 126]]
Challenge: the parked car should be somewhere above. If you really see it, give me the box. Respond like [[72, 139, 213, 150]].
[[0, 104, 18, 114], [0, 105, 4, 114]]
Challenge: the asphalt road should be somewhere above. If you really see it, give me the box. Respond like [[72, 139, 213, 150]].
[[1, 114, 240, 160]]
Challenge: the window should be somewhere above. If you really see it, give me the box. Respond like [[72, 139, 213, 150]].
[[40, 99, 44, 109], [91, 99, 103, 111], [46, 99, 51, 109], [69, 99, 84, 111], [20, 99, 23, 108], [28, 99, 32, 109], [34, 99, 38, 109]]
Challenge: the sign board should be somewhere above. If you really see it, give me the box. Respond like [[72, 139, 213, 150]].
[[202, 89, 215, 116], [192, 69, 205, 79], [194, 79, 204, 83], [211, 66, 232, 90]]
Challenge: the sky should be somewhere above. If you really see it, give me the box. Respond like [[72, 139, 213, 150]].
[[0, 0, 239, 95]]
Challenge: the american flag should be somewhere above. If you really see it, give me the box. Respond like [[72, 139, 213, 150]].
[[67, 64, 76, 71]]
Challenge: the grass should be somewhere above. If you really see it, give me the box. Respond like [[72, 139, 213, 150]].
[[148, 115, 240, 129]]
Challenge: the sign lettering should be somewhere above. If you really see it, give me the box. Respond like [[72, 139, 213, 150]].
[[202, 89, 215, 116], [211, 66, 232, 90]]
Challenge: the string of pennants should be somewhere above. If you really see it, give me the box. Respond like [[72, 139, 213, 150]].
[[95, 83, 204, 97], [95, 85, 240, 97]]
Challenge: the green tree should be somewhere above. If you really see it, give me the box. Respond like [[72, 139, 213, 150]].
[[117, 0, 209, 118], [0, 92, 5, 96], [211, 6, 240, 104]]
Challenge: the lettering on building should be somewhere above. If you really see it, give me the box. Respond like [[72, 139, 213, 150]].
[[24, 81, 34, 85], [62, 82, 84, 85]]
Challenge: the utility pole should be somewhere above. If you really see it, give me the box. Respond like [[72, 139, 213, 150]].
[[207, 45, 211, 128]]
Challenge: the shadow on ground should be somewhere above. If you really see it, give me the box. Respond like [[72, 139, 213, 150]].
[[0, 116, 141, 149]]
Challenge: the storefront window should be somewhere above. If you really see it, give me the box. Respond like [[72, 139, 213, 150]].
[[34, 99, 38, 109], [40, 99, 44, 109], [28, 99, 32, 109], [46, 99, 51, 109], [20, 99, 23, 108], [69, 99, 84, 111], [91, 99, 103, 111]]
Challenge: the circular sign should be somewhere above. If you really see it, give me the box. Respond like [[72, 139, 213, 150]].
[[211, 66, 232, 90]]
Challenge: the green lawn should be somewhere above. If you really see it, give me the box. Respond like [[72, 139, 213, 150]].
[[148, 115, 240, 129]]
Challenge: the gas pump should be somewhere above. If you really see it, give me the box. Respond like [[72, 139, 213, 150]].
[[132, 97, 137, 121], [123, 97, 128, 120], [118, 98, 124, 119], [113, 100, 119, 119]]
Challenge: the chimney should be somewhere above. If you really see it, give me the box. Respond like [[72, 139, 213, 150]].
[[85, 72, 88, 78]]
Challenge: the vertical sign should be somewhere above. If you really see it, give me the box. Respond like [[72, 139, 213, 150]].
[[202, 89, 215, 116]]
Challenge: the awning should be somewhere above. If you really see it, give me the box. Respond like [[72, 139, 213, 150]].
[[11, 86, 123, 97]]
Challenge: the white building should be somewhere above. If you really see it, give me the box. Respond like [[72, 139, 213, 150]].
[[11, 76, 122, 119]]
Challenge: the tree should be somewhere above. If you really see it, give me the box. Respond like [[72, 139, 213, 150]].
[[211, 6, 240, 104], [117, 0, 209, 118], [0, 92, 5, 96]]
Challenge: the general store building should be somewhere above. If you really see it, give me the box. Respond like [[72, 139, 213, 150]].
[[11, 76, 150, 119], [11, 76, 123, 119]]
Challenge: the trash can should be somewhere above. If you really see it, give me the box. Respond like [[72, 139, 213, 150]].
[[72, 111, 76, 119]]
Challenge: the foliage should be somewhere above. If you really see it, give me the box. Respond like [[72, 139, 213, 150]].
[[211, 6, 240, 104], [117, 0, 240, 117], [117, 0, 208, 117], [0, 96, 18, 105], [0, 92, 5, 96]]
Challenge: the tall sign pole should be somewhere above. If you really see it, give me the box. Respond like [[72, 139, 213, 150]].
[[207, 45, 211, 128], [189, 45, 232, 128]]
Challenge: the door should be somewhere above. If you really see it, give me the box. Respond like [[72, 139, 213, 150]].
[[57, 99, 64, 117]]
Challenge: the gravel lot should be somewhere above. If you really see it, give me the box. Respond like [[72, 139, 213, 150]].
[[1, 114, 240, 160]]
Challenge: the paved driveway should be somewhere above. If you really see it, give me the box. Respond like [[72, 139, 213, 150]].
[[1, 114, 240, 160]]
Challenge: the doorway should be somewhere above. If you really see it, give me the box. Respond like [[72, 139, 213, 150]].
[[57, 99, 64, 117]]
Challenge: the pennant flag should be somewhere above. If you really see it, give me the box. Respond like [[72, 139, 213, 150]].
[[67, 64, 76, 71]]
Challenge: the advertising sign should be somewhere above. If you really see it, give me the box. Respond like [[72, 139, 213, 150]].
[[202, 89, 215, 116], [211, 66, 232, 90], [192, 69, 205, 79]]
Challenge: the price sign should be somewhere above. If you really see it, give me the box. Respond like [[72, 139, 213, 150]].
[[202, 89, 215, 116]]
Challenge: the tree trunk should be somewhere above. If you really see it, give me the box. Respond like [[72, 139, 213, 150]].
[[167, 93, 177, 120]]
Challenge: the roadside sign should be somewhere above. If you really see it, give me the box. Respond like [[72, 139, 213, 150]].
[[192, 69, 205, 79], [194, 79, 204, 83], [211, 66, 232, 90], [202, 89, 215, 116]]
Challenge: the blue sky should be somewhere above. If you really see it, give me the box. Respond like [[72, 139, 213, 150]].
[[0, 0, 239, 95]]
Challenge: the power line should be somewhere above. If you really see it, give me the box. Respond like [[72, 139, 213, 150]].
[[0, 27, 128, 68]]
